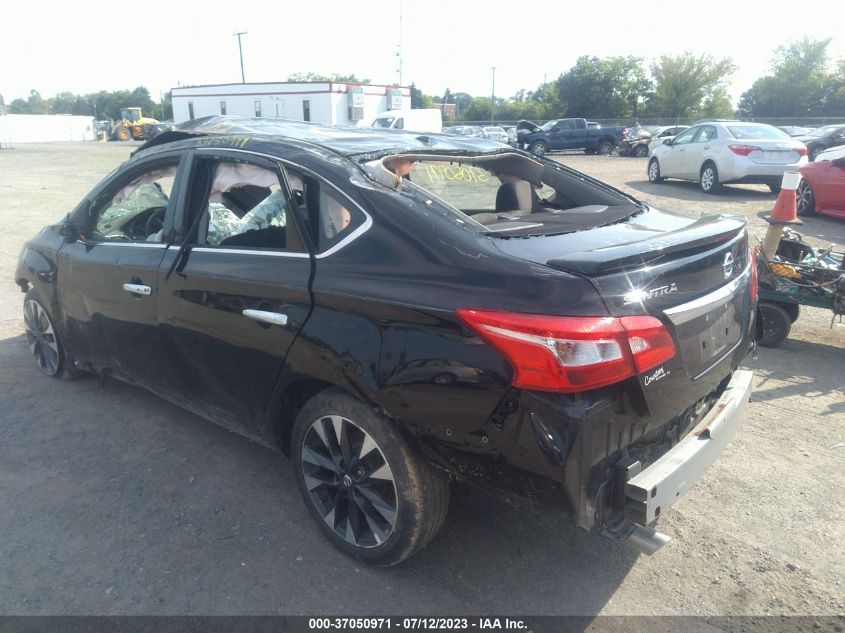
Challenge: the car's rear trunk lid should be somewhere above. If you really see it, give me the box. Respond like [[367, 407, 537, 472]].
[[492, 207, 753, 424], [745, 140, 804, 165]]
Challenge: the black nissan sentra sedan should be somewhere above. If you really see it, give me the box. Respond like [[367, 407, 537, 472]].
[[16, 117, 757, 565]]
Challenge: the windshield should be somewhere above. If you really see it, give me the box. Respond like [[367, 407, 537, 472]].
[[726, 124, 790, 140]]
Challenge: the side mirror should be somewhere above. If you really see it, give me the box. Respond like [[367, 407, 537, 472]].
[[663, 139, 673, 146], [59, 221, 79, 243]]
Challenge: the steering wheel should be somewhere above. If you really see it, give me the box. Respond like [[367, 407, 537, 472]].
[[144, 207, 166, 239]]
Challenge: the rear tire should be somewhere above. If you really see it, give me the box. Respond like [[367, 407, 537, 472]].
[[596, 141, 613, 155], [780, 302, 800, 323], [23, 289, 85, 380], [648, 158, 663, 183], [797, 181, 816, 217], [768, 183, 781, 194], [758, 303, 792, 348], [700, 162, 721, 194], [292, 388, 449, 566], [633, 144, 648, 157]]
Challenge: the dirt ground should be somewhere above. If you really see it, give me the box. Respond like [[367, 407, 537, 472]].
[[0, 143, 843, 619]]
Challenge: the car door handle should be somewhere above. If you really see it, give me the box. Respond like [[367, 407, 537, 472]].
[[122, 283, 151, 296], [242, 309, 288, 327], [704, 145, 710, 149]]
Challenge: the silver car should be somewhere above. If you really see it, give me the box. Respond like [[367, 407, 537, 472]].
[[648, 121, 808, 194], [483, 126, 508, 143]]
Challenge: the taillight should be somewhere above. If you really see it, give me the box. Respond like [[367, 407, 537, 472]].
[[797, 146, 808, 156], [729, 144, 761, 156], [455, 309, 676, 393], [622, 127, 628, 139], [749, 245, 759, 302]]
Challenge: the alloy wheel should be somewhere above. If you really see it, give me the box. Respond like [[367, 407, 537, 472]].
[[797, 181, 814, 216], [23, 299, 60, 376], [701, 167, 715, 191], [300, 414, 398, 548], [648, 160, 660, 182]]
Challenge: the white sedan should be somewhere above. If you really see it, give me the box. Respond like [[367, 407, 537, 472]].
[[648, 121, 808, 193]]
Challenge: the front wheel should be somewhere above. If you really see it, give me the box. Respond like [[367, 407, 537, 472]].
[[529, 141, 547, 156], [114, 126, 131, 142], [797, 181, 816, 217], [292, 388, 450, 566], [758, 303, 792, 348], [23, 290, 84, 380], [647, 158, 663, 183], [633, 144, 648, 157], [700, 163, 721, 194]]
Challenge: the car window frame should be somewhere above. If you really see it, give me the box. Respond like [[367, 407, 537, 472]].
[[180, 148, 310, 257], [671, 126, 699, 146], [78, 151, 188, 247], [693, 125, 718, 144]]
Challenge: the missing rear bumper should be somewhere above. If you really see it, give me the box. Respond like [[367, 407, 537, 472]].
[[625, 369, 754, 526]]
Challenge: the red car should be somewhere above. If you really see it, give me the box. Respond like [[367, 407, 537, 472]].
[[797, 149, 845, 220]]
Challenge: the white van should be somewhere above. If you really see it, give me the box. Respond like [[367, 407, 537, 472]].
[[368, 109, 442, 133]]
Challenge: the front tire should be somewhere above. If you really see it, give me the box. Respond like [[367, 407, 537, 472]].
[[114, 126, 131, 142], [797, 181, 816, 217], [292, 388, 449, 566], [700, 162, 721, 194], [758, 303, 792, 348], [633, 144, 648, 157], [529, 141, 547, 156], [23, 290, 84, 380], [648, 158, 663, 183]]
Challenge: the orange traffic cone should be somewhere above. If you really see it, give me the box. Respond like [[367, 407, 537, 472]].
[[761, 171, 802, 260], [767, 171, 802, 225]]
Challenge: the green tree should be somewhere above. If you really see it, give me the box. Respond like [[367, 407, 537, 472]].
[[409, 83, 433, 108], [737, 38, 832, 117], [554, 56, 651, 119], [643, 53, 736, 120], [287, 72, 371, 83]]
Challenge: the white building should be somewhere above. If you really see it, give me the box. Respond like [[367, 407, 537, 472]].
[[171, 82, 411, 127]]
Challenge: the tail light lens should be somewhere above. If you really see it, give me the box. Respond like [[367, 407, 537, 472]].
[[749, 245, 759, 302], [796, 146, 808, 156], [455, 309, 676, 393], [621, 127, 628, 139], [729, 144, 762, 156]]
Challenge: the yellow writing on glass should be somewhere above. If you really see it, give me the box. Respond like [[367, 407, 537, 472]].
[[421, 163, 490, 184]]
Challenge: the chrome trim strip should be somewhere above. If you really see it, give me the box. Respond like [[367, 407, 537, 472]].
[[663, 263, 751, 325], [82, 241, 167, 249], [177, 246, 310, 258], [242, 309, 288, 326]]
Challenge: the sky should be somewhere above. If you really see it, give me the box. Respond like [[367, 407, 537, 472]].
[[3, 0, 845, 107]]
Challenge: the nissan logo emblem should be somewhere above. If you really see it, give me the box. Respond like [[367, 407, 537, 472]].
[[723, 253, 735, 278]]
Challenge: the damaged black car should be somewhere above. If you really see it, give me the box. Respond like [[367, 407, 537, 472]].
[[16, 116, 757, 565]]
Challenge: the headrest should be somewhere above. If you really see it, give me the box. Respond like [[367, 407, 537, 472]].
[[496, 180, 532, 212]]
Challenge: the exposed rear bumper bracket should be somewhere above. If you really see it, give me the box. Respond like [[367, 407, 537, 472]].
[[625, 369, 754, 525]]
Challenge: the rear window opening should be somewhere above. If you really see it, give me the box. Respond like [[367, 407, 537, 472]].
[[363, 152, 642, 236]]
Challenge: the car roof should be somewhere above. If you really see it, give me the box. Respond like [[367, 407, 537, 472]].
[[138, 115, 503, 160]]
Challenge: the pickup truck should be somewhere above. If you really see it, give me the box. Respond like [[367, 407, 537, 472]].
[[518, 118, 628, 156]]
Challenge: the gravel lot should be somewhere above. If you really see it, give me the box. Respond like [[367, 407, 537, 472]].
[[0, 143, 843, 619]]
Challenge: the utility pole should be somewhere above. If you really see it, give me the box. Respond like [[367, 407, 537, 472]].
[[396, 0, 404, 86], [234, 31, 247, 83], [490, 66, 496, 123]]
